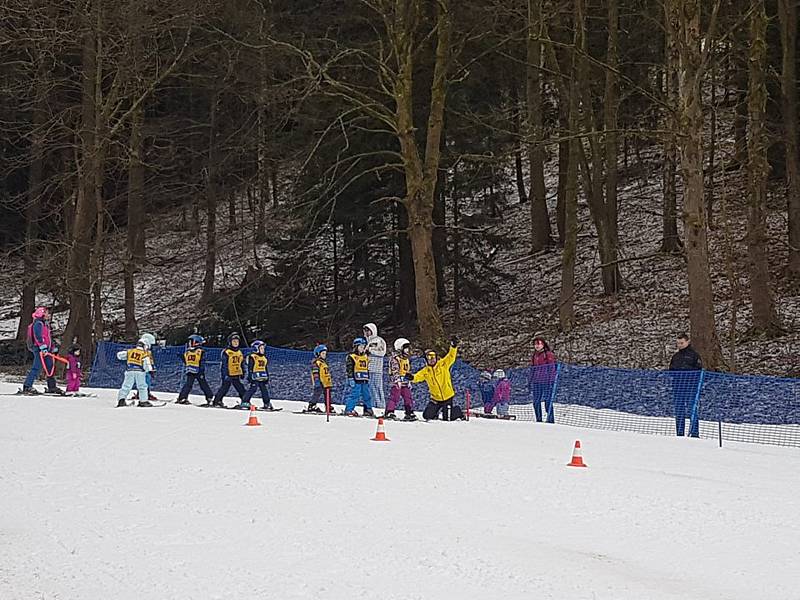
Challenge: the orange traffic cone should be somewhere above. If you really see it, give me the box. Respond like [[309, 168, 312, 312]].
[[245, 404, 261, 427], [567, 440, 587, 467], [371, 418, 390, 442]]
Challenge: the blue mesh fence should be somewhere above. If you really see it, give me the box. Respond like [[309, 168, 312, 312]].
[[88, 342, 800, 447]]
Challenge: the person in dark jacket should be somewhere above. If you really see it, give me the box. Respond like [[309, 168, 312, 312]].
[[668, 334, 702, 437], [211, 332, 247, 408]]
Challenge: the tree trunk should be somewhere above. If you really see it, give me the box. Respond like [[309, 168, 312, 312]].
[[200, 91, 219, 305], [17, 48, 47, 340], [63, 2, 99, 355], [661, 5, 682, 253], [559, 0, 582, 332], [745, 0, 782, 335], [392, 203, 416, 324], [556, 113, 568, 245], [433, 174, 447, 305], [393, 0, 450, 349], [124, 102, 145, 340], [601, 0, 621, 293], [671, 0, 724, 369], [778, 0, 800, 281], [527, 0, 553, 253], [706, 61, 717, 230]]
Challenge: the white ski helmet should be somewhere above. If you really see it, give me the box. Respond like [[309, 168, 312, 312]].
[[493, 369, 506, 379], [139, 333, 156, 348], [393, 338, 411, 352]]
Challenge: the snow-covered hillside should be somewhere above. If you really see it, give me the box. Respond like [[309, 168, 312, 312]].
[[1, 381, 798, 600]]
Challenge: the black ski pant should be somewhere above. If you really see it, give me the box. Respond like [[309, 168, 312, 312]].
[[244, 380, 271, 407], [177, 372, 213, 402], [214, 377, 247, 403], [423, 397, 454, 421]]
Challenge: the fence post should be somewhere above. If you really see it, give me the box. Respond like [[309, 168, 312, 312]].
[[547, 363, 562, 423], [689, 369, 704, 438]]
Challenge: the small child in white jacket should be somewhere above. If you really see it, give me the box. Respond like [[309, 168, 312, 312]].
[[115, 340, 154, 407]]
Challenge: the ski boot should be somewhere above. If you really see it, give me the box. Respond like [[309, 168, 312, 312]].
[[343, 410, 361, 417], [211, 400, 226, 409], [137, 400, 153, 407], [116, 399, 128, 408], [148, 392, 160, 401], [21, 387, 40, 396], [47, 385, 66, 396], [383, 410, 397, 420], [363, 408, 376, 418], [175, 398, 191, 405], [306, 403, 322, 413], [233, 402, 252, 410], [403, 411, 417, 421]]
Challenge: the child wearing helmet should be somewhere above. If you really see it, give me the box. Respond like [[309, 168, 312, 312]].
[[175, 334, 214, 405], [344, 337, 375, 417], [491, 369, 511, 418], [385, 338, 416, 420], [406, 337, 460, 421], [65, 345, 82, 393], [307, 344, 334, 413], [241, 340, 274, 410], [478, 371, 496, 415], [133, 333, 160, 402], [209, 332, 247, 408], [115, 339, 153, 407]]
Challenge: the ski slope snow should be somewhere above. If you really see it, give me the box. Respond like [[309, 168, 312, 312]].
[[1, 381, 798, 600]]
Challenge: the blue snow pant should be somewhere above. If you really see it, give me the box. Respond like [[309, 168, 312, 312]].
[[117, 370, 148, 401], [214, 377, 247, 403], [244, 380, 271, 408], [24, 349, 56, 390], [177, 372, 214, 402], [345, 381, 372, 413], [672, 373, 700, 437], [530, 383, 555, 423]]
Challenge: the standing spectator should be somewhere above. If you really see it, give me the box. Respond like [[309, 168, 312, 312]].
[[668, 333, 702, 438], [363, 323, 387, 408], [528, 336, 556, 423], [22, 306, 64, 395]]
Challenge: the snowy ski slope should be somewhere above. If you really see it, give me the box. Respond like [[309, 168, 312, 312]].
[[0, 381, 798, 600]]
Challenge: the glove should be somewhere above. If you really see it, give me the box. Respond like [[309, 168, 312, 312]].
[[450, 337, 459, 347], [347, 379, 356, 389], [404, 373, 414, 382], [38, 345, 48, 352]]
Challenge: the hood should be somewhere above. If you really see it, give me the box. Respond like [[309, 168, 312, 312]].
[[364, 323, 378, 338], [32, 306, 47, 319]]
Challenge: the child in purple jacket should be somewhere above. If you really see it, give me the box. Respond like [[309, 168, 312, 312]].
[[491, 369, 511, 417], [66, 345, 82, 393]]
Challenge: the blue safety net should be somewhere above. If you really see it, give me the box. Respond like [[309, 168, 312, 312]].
[[88, 342, 800, 447]]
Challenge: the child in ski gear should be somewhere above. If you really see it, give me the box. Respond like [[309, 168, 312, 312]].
[[133, 333, 160, 401], [478, 371, 496, 414], [409, 338, 459, 421], [22, 306, 64, 395], [363, 323, 387, 409], [65, 346, 82, 393], [344, 337, 374, 417], [175, 334, 214, 405], [492, 369, 511, 417], [115, 340, 153, 407], [308, 344, 333, 413], [385, 338, 416, 420], [212, 332, 247, 408], [528, 336, 557, 423], [242, 340, 273, 410]]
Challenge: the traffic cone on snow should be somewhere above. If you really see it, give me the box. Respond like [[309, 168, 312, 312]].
[[245, 404, 261, 427], [567, 440, 587, 468], [371, 418, 390, 442]]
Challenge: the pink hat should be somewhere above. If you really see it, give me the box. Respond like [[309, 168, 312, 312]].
[[32, 306, 47, 319]]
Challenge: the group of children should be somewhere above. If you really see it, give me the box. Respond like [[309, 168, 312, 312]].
[[477, 369, 512, 418], [114, 324, 465, 421]]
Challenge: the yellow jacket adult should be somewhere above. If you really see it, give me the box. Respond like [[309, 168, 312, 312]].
[[411, 345, 458, 402]]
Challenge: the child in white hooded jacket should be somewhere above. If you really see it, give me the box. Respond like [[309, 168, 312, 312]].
[[363, 323, 386, 408]]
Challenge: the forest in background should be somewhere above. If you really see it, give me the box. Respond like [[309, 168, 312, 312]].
[[0, 0, 798, 375]]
